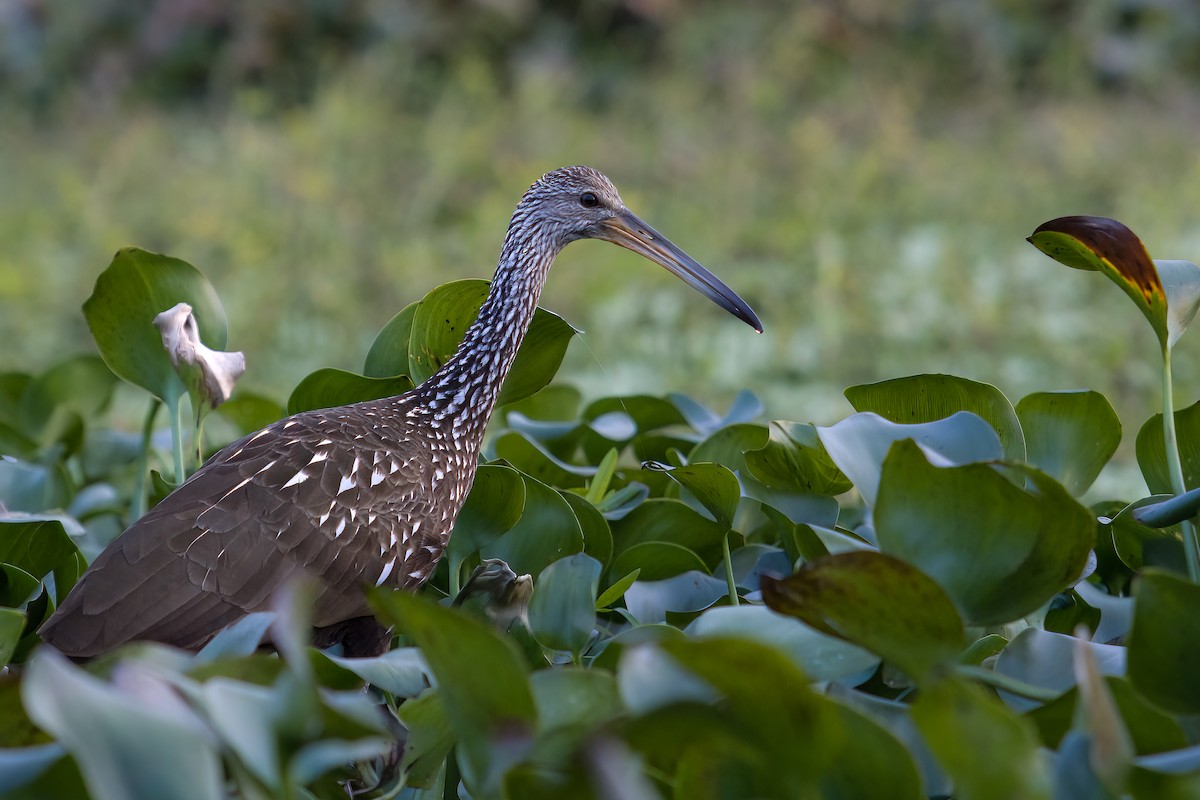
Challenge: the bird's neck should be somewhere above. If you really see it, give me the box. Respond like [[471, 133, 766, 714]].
[[416, 226, 560, 438]]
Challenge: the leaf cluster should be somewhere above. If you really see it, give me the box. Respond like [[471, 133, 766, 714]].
[[4, 242, 1200, 798]]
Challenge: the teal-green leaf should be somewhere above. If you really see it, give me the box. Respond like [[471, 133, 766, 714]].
[[911, 677, 1052, 800], [528, 553, 602, 654], [482, 473, 584, 586], [745, 420, 852, 496], [407, 279, 577, 406], [370, 590, 536, 792], [686, 604, 879, 681], [818, 411, 1002, 507], [1015, 391, 1121, 497], [1128, 568, 1200, 714], [286, 368, 414, 414], [82, 248, 227, 405], [1136, 400, 1200, 493], [21, 649, 225, 800], [761, 551, 964, 680], [875, 439, 1094, 626], [560, 490, 613, 566], [845, 373, 1025, 462], [362, 301, 418, 378], [1157, 259, 1200, 348], [492, 431, 594, 488], [448, 464, 526, 569]]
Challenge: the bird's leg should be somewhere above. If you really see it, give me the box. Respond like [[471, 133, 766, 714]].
[[313, 615, 394, 657]]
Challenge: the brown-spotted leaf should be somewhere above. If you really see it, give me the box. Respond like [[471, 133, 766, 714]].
[[1028, 216, 1167, 347]]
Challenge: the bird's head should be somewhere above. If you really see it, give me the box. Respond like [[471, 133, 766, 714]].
[[514, 165, 763, 332]]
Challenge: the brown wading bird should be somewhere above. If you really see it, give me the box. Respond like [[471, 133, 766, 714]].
[[39, 166, 762, 658]]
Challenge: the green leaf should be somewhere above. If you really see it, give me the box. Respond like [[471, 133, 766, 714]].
[[610, 541, 708, 583], [528, 553, 602, 654], [370, 590, 536, 792], [0, 607, 24, 666], [994, 628, 1125, 713], [362, 301, 418, 377], [820, 702, 923, 800], [912, 677, 1052, 800], [1136, 399, 1200, 493], [19, 355, 117, 444], [0, 459, 72, 513], [396, 690, 455, 789], [214, 391, 285, 434], [482, 473, 584, 577], [22, 649, 224, 800], [448, 464, 526, 570], [761, 551, 964, 680], [1029, 677, 1186, 755], [745, 420, 852, 496], [686, 604, 879, 681], [1028, 216, 1168, 348], [83, 248, 227, 405], [596, 568, 640, 609], [559, 490, 613, 566], [659, 637, 840, 790], [845, 373, 1025, 462], [492, 431, 593, 488], [610, 499, 727, 575], [1015, 391, 1121, 497], [818, 411, 1002, 507], [875, 439, 1094, 626], [286, 368, 414, 415], [325, 647, 432, 698], [407, 279, 577, 406], [0, 518, 85, 604], [657, 462, 741, 530], [1128, 568, 1200, 714], [529, 667, 621, 733]]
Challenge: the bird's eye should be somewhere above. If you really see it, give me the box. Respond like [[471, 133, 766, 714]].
[[579, 191, 600, 208]]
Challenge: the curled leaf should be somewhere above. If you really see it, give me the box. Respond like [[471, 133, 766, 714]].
[[1028, 216, 1168, 347], [153, 302, 245, 410]]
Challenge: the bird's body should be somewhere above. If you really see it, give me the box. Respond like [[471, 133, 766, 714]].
[[39, 166, 761, 658]]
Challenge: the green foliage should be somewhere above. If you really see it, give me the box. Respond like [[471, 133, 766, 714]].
[[8, 233, 1200, 798]]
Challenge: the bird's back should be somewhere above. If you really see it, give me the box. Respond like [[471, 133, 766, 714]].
[[39, 396, 467, 657]]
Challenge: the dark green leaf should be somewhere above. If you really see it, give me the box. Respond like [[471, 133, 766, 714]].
[[761, 551, 964, 680], [214, 391, 285, 434], [529, 667, 620, 733], [1029, 677, 1186, 755], [406, 279, 576, 406], [610, 541, 708, 583], [19, 355, 117, 444], [362, 301, 417, 377], [821, 702, 923, 800], [559, 490, 613, 566], [286, 368, 414, 414], [1128, 568, 1200, 714], [1016, 391, 1121, 496], [875, 439, 1094, 625], [449, 464, 526, 569], [396, 690, 454, 789], [482, 473, 584, 577], [0, 607, 24, 666], [492, 431, 593, 488], [610, 499, 727, 573], [83, 248, 227, 405], [657, 462, 740, 530], [0, 518, 85, 604], [845, 373, 1025, 461]]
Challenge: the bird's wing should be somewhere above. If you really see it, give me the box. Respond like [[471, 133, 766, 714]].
[[39, 411, 438, 657]]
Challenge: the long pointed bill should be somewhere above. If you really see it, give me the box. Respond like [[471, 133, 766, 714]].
[[594, 211, 763, 332]]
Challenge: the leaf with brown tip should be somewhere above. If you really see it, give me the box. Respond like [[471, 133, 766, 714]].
[[1028, 216, 1167, 347]]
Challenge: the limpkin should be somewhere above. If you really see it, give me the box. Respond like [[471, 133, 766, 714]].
[[39, 166, 761, 658]]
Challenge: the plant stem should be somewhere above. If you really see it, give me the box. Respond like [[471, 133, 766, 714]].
[[167, 394, 188, 485], [131, 399, 161, 521], [955, 665, 1063, 702], [1161, 344, 1200, 581], [721, 530, 739, 607]]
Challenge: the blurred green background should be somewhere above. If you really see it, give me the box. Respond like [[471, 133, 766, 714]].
[[3, 0, 1200, 493]]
